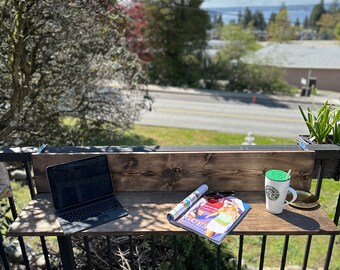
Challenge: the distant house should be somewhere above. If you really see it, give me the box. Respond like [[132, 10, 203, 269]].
[[245, 42, 340, 92]]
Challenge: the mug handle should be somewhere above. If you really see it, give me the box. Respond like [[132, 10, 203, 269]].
[[283, 187, 297, 207]]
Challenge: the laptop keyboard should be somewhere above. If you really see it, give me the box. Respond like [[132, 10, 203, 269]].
[[59, 197, 122, 222]]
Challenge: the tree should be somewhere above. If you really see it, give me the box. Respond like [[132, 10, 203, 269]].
[[303, 15, 309, 28], [253, 10, 267, 31], [212, 14, 224, 28], [295, 18, 301, 27], [242, 7, 252, 29], [309, 0, 326, 28], [214, 26, 294, 94], [334, 22, 340, 39], [208, 24, 259, 85], [218, 24, 259, 61], [269, 12, 277, 24], [237, 11, 242, 24], [328, 0, 339, 13], [0, 1, 148, 146], [125, 2, 151, 62], [144, 0, 210, 86], [268, 7, 294, 42], [318, 12, 340, 39], [211, 13, 224, 37]]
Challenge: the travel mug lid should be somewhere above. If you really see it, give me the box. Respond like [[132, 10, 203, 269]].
[[265, 170, 291, 182]]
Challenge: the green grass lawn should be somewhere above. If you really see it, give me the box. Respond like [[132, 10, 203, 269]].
[[115, 125, 296, 146], [3, 125, 338, 269]]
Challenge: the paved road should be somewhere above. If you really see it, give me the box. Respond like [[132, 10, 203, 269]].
[[137, 91, 319, 139]]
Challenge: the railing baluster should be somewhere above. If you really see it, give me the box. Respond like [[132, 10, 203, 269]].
[[324, 192, 340, 270], [0, 232, 10, 270], [129, 235, 134, 270], [280, 235, 289, 270], [106, 236, 113, 270], [237, 235, 244, 270], [84, 236, 92, 269], [172, 235, 177, 270], [8, 197, 30, 269], [315, 159, 325, 199], [23, 161, 35, 198], [324, 235, 336, 270], [24, 161, 51, 269], [57, 236, 76, 270], [302, 235, 312, 270], [151, 235, 156, 270], [216, 243, 221, 270], [39, 236, 51, 270], [259, 235, 267, 270]]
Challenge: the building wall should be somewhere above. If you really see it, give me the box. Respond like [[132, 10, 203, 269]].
[[282, 68, 340, 93]]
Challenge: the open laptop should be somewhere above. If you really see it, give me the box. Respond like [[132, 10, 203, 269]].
[[46, 155, 128, 235]]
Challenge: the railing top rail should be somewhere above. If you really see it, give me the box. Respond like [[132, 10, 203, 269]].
[[1, 143, 338, 161]]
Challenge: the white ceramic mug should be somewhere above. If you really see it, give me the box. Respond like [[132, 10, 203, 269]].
[[265, 169, 297, 214]]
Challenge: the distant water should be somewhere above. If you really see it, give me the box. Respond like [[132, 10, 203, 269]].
[[204, 3, 332, 25]]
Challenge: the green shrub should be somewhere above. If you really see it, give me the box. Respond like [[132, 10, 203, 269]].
[[226, 63, 297, 95]]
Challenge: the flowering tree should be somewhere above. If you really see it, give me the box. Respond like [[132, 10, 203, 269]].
[[0, 1, 148, 146]]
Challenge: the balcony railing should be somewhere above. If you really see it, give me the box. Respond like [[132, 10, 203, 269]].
[[0, 145, 339, 270]]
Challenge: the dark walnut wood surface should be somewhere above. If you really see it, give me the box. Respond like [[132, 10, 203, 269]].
[[32, 151, 315, 193], [7, 192, 339, 237]]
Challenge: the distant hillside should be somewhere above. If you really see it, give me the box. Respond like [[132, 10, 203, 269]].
[[204, 3, 332, 24]]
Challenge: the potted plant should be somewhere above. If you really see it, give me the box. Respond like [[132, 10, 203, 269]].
[[332, 120, 340, 145], [297, 101, 340, 180], [297, 101, 340, 148]]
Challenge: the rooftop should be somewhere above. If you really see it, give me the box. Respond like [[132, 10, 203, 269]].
[[247, 43, 340, 69]]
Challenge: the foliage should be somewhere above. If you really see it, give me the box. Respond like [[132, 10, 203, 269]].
[[309, 0, 326, 28], [204, 24, 259, 87], [124, 2, 151, 62], [328, 0, 340, 13], [334, 21, 340, 39], [210, 13, 224, 39], [0, 1, 148, 146], [299, 101, 340, 144], [242, 7, 252, 29], [219, 25, 260, 61], [226, 62, 296, 94], [210, 24, 294, 94], [333, 120, 340, 144], [240, 8, 266, 31], [252, 10, 267, 31], [268, 7, 294, 42], [318, 12, 340, 39], [303, 15, 309, 28], [72, 235, 239, 270], [294, 18, 301, 27], [269, 12, 277, 24], [144, 0, 210, 87], [0, 199, 12, 235]]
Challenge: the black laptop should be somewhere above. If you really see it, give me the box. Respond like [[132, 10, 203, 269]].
[[46, 155, 128, 235]]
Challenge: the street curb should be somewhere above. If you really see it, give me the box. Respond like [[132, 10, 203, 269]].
[[147, 86, 339, 106]]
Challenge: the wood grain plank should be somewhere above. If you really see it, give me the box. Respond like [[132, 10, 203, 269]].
[[32, 151, 315, 193], [7, 192, 339, 237]]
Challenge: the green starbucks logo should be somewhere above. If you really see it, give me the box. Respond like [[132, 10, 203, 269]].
[[265, 185, 279, 201]]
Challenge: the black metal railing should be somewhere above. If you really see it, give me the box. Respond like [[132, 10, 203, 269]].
[[0, 146, 339, 270]]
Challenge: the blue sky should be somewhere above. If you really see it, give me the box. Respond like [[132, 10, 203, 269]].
[[201, 0, 333, 8]]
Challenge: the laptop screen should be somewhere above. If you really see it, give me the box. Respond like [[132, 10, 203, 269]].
[[47, 155, 114, 210]]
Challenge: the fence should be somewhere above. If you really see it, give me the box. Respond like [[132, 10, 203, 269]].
[[0, 145, 339, 270]]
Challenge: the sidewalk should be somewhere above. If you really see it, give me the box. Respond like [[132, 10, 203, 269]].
[[147, 85, 340, 106]]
